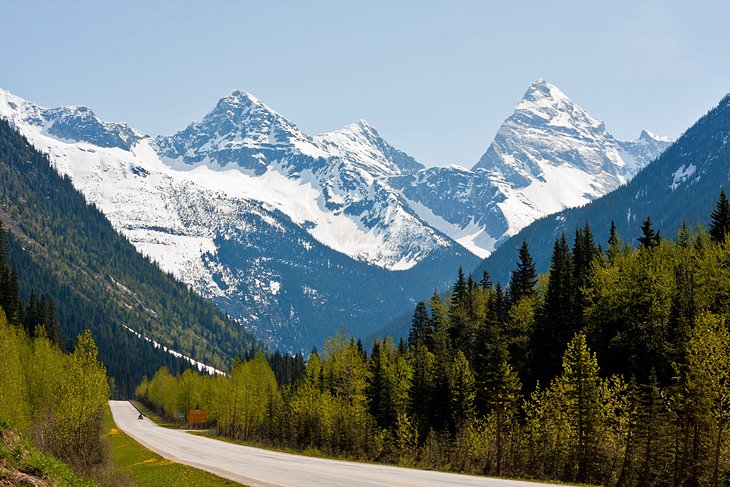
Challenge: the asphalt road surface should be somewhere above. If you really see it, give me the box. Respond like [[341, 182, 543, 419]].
[[110, 400, 564, 487]]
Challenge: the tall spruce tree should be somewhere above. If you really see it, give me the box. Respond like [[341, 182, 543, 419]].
[[508, 241, 538, 305], [531, 233, 575, 389], [638, 216, 661, 248], [408, 301, 430, 350], [709, 189, 730, 243], [606, 219, 622, 264], [477, 318, 521, 475], [480, 270, 492, 290], [449, 350, 476, 432], [409, 344, 435, 436], [572, 223, 598, 328], [561, 333, 603, 484], [451, 267, 468, 308]]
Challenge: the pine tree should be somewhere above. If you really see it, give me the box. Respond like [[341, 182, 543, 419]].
[[409, 344, 435, 436], [408, 300, 431, 350], [560, 333, 603, 483], [451, 267, 468, 308], [449, 350, 476, 431], [480, 270, 492, 290], [607, 219, 622, 264], [428, 291, 450, 356], [508, 241, 538, 305], [478, 319, 521, 475], [573, 223, 597, 292], [45, 298, 61, 346], [23, 291, 38, 337], [709, 189, 730, 243], [638, 216, 661, 248], [677, 221, 692, 248], [490, 283, 507, 326], [367, 339, 393, 428], [532, 233, 574, 389]]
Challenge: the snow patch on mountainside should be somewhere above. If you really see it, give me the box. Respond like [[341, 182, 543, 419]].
[[122, 324, 225, 375], [671, 164, 697, 190]]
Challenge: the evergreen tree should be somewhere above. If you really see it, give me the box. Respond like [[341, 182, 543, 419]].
[[428, 291, 450, 356], [367, 339, 393, 428], [508, 241, 538, 305], [45, 298, 61, 346], [409, 344, 435, 436], [677, 221, 692, 248], [467, 273, 477, 293], [408, 300, 431, 350], [448, 350, 476, 432], [561, 333, 603, 483], [477, 319, 521, 475], [573, 223, 597, 297], [638, 216, 661, 248], [429, 292, 453, 431], [709, 189, 730, 243], [480, 270, 492, 290], [607, 219, 622, 264], [531, 233, 575, 389], [451, 267, 468, 308]]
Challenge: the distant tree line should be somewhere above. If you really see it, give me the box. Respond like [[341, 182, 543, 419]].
[[138, 191, 730, 486]]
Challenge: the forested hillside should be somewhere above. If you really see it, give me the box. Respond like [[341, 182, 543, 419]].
[[0, 119, 259, 395], [139, 195, 730, 486]]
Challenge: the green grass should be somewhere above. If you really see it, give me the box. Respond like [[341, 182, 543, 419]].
[[0, 427, 97, 487], [103, 404, 240, 487]]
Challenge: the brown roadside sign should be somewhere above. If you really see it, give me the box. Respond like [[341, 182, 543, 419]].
[[188, 409, 207, 424]]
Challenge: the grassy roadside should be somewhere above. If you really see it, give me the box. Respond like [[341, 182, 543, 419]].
[[0, 425, 97, 487], [132, 402, 586, 486], [103, 404, 240, 487]]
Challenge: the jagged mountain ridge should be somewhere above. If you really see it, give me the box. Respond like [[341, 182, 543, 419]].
[[0, 88, 478, 350], [153, 90, 450, 271], [0, 82, 671, 350], [395, 79, 674, 258]]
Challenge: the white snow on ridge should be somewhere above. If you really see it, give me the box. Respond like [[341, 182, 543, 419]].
[[121, 324, 225, 375]]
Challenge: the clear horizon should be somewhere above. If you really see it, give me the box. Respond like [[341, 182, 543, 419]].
[[1, 0, 729, 167]]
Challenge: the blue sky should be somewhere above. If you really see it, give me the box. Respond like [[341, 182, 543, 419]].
[[1, 0, 728, 167]]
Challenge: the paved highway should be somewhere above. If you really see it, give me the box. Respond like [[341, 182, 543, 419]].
[[110, 400, 564, 487]]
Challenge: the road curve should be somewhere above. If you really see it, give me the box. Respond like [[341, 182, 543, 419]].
[[110, 400, 562, 487]]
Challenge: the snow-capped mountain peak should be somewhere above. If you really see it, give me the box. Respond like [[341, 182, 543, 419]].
[[314, 119, 424, 178], [153, 90, 327, 172], [397, 79, 674, 260], [0, 89, 145, 150], [638, 129, 675, 144], [515, 79, 605, 135]]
